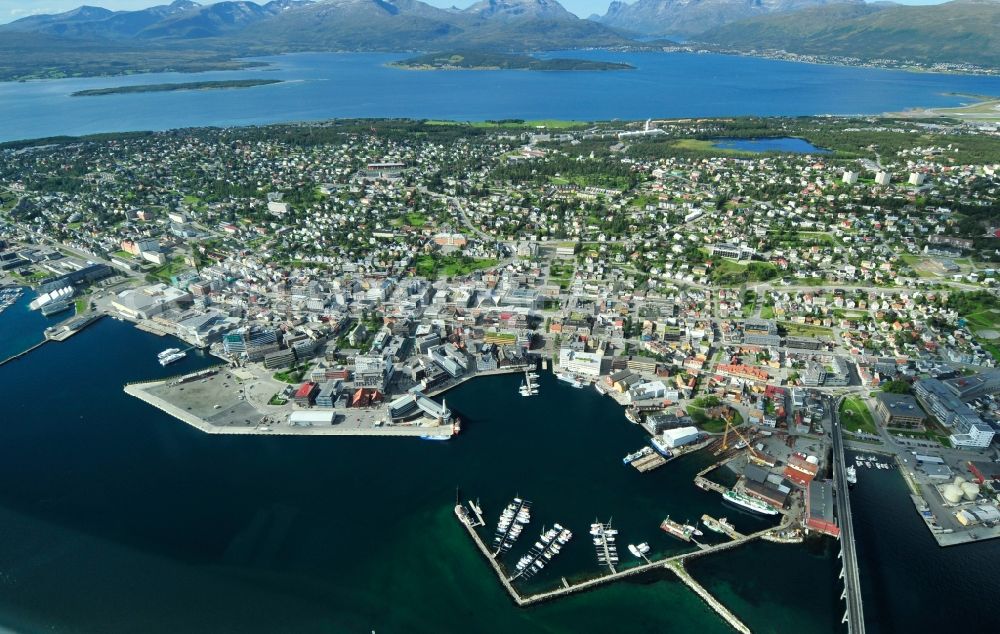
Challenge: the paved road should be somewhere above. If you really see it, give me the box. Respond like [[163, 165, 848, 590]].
[[831, 395, 866, 634]]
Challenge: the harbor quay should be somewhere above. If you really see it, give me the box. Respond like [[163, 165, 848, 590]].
[[123, 360, 531, 437]]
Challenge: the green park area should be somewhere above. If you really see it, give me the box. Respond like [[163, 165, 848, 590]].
[[840, 397, 877, 435], [415, 254, 497, 279], [780, 321, 834, 338], [273, 365, 310, 384], [709, 260, 778, 286], [148, 256, 188, 283]]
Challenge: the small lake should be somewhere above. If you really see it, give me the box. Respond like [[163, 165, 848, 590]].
[[1, 51, 1000, 142], [711, 137, 830, 154]]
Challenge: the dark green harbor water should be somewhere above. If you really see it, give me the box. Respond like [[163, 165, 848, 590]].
[[0, 316, 994, 633]]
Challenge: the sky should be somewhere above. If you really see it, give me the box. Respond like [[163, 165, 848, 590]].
[[0, 0, 954, 25]]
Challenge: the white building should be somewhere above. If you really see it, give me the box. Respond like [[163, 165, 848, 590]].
[[661, 426, 701, 449], [875, 171, 891, 186], [842, 171, 858, 185], [908, 172, 926, 186], [558, 347, 604, 377]]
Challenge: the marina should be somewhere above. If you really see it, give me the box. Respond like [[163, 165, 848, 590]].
[[511, 524, 572, 582], [0, 287, 24, 315], [492, 498, 532, 556], [519, 370, 539, 397], [591, 520, 620, 573], [455, 490, 794, 632]]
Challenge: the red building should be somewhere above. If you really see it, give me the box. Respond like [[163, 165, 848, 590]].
[[805, 480, 840, 538], [293, 382, 318, 407]]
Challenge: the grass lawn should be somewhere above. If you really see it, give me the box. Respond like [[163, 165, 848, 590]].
[[268, 393, 289, 406], [981, 340, 1000, 363], [964, 309, 999, 331], [760, 305, 775, 319], [887, 428, 952, 447], [416, 254, 497, 279], [689, 406, 743, 433], [709, 260, 778, 286], [781, 321, 834, 338], [112, 250, 134, 260], [149, 256, 188, 283], [273, 365, 310, 384], [840, 397, 877, 435], [74, 298, 88, 314], [671, 139, 745, 155], [404, 212, 428, 227], [797, 231, 840, 246]]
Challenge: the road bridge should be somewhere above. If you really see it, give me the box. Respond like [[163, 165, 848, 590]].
[[831, 396, 866, 634]]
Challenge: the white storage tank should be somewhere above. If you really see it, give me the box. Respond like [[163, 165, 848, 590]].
[[961, 482, 980, 501], [942, 484, 964, 504]]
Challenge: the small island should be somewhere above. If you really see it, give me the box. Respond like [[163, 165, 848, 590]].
[[391, 51, 635, 72], [71, 79, 283, 97]]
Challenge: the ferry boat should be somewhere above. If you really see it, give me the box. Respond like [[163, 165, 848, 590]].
[[623, 446, 654, 465], [660, 516, 693, 542], [723, 489, 779, 516], [555, 372, 584, 388], [157, 348, 181, 360], [159, 351, 187, 366], [846, 465, 857, 485], [40, 299, 72, 317], [649, 436, 673, 457]]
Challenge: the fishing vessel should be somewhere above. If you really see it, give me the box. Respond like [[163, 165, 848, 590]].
[[701, 515, 736, 535], [594, 382, 607, 395], [846, 465, 857, 485], [660, 516, 693, 542], [723, 489, 779, 516], [555, 372, 584, 388], [684, 521, 703, 537], [622, 446, 653, 465]]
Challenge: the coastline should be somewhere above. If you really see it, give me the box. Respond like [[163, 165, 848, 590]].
[[2, 47, 995, 86]]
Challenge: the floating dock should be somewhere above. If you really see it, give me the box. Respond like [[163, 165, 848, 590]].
[[632, 452, 667, 472]]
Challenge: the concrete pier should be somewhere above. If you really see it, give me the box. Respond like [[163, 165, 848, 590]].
[[667, 560, 752, 634]]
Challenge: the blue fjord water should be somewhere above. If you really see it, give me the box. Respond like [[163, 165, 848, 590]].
[[0, 313, 997, 632], [1, 51, 1000, 142]]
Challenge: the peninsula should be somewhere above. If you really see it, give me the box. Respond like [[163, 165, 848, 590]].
[[71, 79, 282, 97], [390, 52, 635, 72]]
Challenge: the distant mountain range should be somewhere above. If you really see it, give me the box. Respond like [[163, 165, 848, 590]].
[[0, 0, 631, 50], [592, 0, 861, 38], [693, 0, 1000, 67], [0, 0, 998, 77]]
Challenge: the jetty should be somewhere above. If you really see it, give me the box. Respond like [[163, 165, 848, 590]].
[[667, 560, 751, 634], [457, 500, 793, 632]]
